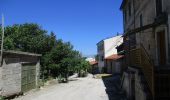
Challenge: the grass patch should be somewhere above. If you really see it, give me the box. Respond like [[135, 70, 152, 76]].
[[0, 96, 4, 100]]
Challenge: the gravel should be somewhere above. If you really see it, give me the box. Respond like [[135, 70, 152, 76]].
[[13, 74, 109, 100]]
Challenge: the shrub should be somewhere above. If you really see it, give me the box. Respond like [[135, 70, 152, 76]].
[[0, 96, 4, 100]]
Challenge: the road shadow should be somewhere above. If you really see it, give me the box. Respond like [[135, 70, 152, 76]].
[[102, 74, 127, 100]]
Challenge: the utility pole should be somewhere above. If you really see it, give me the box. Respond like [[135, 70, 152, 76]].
[[0, 14, 4, 66]]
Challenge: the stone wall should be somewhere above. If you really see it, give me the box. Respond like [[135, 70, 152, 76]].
[[0, 62, 21, 96], [4, 54, 39, 64]]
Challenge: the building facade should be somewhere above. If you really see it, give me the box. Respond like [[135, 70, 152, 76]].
[[120, 0, 170, 99], [97, 35, 123, 73]]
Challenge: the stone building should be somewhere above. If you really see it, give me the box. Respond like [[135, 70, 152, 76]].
[[0, 50, 41, 97], [120, 0, 170, 100]]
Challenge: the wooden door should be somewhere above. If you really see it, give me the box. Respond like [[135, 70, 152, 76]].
[[157, 31, 166, 65], [21, 64, 36, 92]]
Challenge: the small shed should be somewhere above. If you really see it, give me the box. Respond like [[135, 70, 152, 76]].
[[89, 61, 99, 74], [0, 50, 41, 97]]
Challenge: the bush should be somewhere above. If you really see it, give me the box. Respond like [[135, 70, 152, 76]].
[[57, 74, 67, 83], [0, 96, 4, 100], [78, 70, 88, 77]]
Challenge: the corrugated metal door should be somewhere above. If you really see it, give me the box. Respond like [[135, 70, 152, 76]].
[[21, 64, 36, 92]]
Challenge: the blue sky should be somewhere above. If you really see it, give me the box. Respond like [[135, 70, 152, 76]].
[[0, 0, 123, 56]]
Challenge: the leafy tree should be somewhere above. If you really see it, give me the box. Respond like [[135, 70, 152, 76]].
[[1, 23, 89, 80]]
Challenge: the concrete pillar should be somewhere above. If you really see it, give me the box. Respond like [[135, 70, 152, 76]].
[[36, 60, 40, 88]]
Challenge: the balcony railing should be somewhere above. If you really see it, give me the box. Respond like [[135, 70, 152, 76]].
[[129, 44, 154, 96]]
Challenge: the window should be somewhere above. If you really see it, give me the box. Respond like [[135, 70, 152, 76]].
[[140, 14, 143, 27], [156, 0, 162, 16], [128, 2, 132, 16]]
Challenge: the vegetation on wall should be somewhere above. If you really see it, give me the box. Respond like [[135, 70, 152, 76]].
[[0, 23, 90, 81]]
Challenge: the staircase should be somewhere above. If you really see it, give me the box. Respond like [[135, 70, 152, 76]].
[[129, 44, 154, 96], [129, 44, 170, 100]]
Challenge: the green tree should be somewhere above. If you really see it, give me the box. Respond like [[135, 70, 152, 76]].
[[2, 23, 90, 80]]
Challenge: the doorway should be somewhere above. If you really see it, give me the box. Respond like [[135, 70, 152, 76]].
[[157, 30, 166, 65]]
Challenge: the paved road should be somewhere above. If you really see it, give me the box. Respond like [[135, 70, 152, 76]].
[[14, 74, 109, 100]]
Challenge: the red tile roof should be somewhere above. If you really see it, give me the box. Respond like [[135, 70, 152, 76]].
[[89, 61, 98, 65], [105, 54, 124, 60]]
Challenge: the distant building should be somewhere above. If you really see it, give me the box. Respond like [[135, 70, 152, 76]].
[[96, 35, 123, 73], [89, 61, 99, 74], [105, 54, 124, 74], [85, 57, 95, 62]]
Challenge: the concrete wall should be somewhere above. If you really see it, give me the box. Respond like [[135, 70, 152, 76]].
[[122, 72, 131, 99], [0, 52, 41, 97], [4, 54, 39, 64], [135, 73, 147, 100], [106, 59, 122, 74], [104, 35, 123, 58], [97, 36, 123, 73], [114, 61, 121, 73], [106, 60, 114, 74], [122, 67, 152, 100], [0, 62, 21, 96]]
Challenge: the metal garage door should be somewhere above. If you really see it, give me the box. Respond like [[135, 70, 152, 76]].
[[21, 64, 36, 92]]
